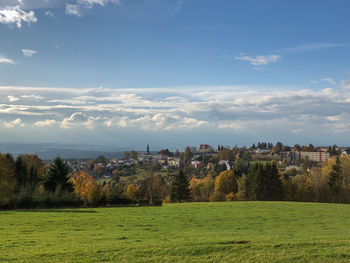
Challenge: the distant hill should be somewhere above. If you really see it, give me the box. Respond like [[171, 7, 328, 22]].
[[0, 142, 126, 160]]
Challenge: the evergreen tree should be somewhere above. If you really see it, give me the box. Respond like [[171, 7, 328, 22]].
[[45, 157, 73, 192], [245, 161, 283, 201], [170, 170, 191, 202], [328, 156, 342, 201], [263, 162, 284, 200], [184, 146, 193, 163]]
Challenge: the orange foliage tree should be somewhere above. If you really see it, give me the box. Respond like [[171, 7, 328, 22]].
[[125, 184, 139, 202], [71, 171, 103, 206]]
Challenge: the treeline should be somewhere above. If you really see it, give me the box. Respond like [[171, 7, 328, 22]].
[[189, 156, 350, 203], [1, 153, 350, 209], [0, 154, 164, 209]]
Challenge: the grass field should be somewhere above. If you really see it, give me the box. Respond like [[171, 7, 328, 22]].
[[118, 168, 169, 183], [1, 202, 350, 262]]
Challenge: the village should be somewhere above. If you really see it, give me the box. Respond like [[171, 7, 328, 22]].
[[66, 143, 350, 186]]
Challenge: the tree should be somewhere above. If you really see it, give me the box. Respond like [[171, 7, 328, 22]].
[[0, 154, 16, 207], [124, 151, 131, 160], [131, 150, 139, 160], [71, 170, 103, 206], [125, 184, 139, 202], [184, 146, 193, 163], [170, 170, 191, 202], [245, 162, 283, 201], [211, 170, 238, 201], [15, 154, 44, 192], [328, 156, 342, 202], [189, 175, 215, 202], [44, 157, 73, 192], [157, 149, 174, 157]]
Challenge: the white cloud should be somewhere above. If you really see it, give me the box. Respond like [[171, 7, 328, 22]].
[[34, 119, 57, 127], [21, 94, 44, 100], [327, 115, 341, 122], [0, 55, 15, 64], [78, 0, 106, 8], [0, 5, 37, 28], [66, 0, 121, 17], [291, 128, 302, 134], [60, 112, 100, 129], [0, 0, 65, 10], [66, 4, 81, 17], [4, 118, 24, 128], [321, 78, 337, 85], [78, 0, 121, 8], [8, 95, 19, 102], [44, 10, 54, 18], [235, 54, 281, 66], [22, 48, 37, 57], [2, 85, 350, 136]]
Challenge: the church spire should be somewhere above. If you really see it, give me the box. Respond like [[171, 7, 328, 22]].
[[146, 143, 150, 155]]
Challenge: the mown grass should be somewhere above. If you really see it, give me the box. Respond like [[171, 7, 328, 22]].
[[1, 202, 350, 262]]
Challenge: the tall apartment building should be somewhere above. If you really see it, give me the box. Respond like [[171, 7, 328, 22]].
[[280, 151, 330, 162]]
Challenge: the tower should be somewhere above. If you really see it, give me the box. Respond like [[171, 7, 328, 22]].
[[146, 143, 150, 155]]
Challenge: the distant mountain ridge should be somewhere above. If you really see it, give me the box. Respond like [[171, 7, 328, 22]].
[[0, 142, 127, 160]]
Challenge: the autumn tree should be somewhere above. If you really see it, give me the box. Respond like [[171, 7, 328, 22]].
[[124, 151, 131, 160], [71, 170, 103, 206], [95, 155, 107, 164], [125, 184, 140, 202], [189, 175, 214, 202], [131, 150, 139, 160], [15, 154, 44, 192], [170, 170, 191, 202], [44, 157, 73, 192], [0, 154, 16, 207], [217, 148, 234, 162], [211, 170, 238, 201]]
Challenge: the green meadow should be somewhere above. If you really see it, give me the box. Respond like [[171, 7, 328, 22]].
[[1, 202, 350, 262]]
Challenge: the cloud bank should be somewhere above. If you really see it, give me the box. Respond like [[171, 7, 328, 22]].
[[0, 84, 349, 138]]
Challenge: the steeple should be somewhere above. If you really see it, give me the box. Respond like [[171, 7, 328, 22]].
[[146, 143, 150, 155]]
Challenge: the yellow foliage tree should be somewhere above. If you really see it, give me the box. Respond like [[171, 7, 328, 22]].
[[189, 175, 214, 202], [125, 184, 139, 202], [71, 171, 103, 206], [211, 170, 237, 201]]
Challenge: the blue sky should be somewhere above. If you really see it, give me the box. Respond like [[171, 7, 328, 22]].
[[1, 0, 350, 150]]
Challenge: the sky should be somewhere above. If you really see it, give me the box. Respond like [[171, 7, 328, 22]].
[[1, 0, 350, 150]]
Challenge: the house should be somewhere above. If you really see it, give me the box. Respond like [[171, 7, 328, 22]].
[[191, 160, 204, 169], [341, 148, 350, 157], [218, 160, 231, 171], [168, 157, 181, 167], [280, 151, 330, 162], [199, 144, 214, 153], [255, 148, 270, 154]]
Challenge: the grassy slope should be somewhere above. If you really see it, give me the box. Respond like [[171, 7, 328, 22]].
[[118, 168, 169, 183], [1, 202, 350, 262]]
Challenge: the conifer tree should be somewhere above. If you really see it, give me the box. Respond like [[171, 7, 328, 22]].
[[170, 170, 191, 202], [328, 156, 342, 201], [45, 157, 73, 192]]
